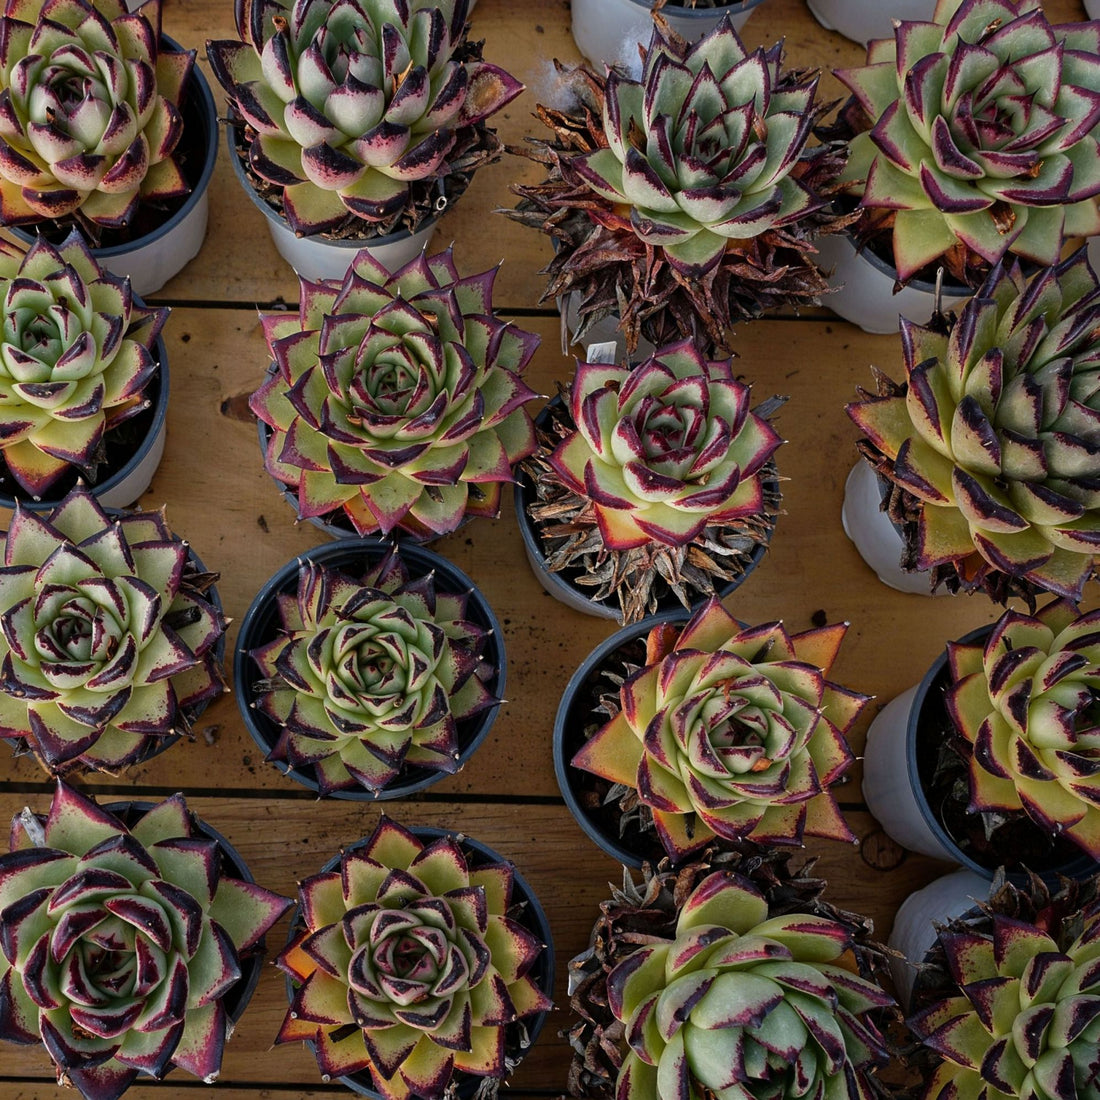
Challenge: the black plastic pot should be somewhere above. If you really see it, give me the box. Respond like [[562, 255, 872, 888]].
[[553, 609, 692, 868], [234, 538, 504, 800], [287, 826, 555, 1099], [516, 397, 775, 622]]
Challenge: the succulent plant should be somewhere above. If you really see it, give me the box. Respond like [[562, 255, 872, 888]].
[[507, 15, 852, 355], [847, 249, 1100, 603], [909, 870, 1100, 1100], [944, 599, 1100, 861], [0, 0, 195, 232], [276, 816, 553, 1100], [0, 781, 292, 1100], [524, 339, 782, 623], [0, 231, 165, 499], [248, 545, 498, 795], [833, 0, 1100, 287], [566, 850, 894, 1100], [573, 599, 864, 859], [251, 246, 540, 539], [0, 487, 227, 774], [207, 0, 522, 236]]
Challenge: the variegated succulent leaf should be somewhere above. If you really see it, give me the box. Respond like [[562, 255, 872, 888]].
[[573, 598, 865, 857], [835, 0, 1100, 285], [207, 0, 522, 234], [945, 598, 1100, 858], [251, 246, 539, 538], [847, 249, 1100, 602], [250, 546, 497, 794], [603, 869, 893, 1100], [910, 872, 1100, 1100], [275, 816, 552, 1100], [548, 339, 783, 551], [0, 781, 292, 1100], [0, 487, 228, 774], [0, 231, 165, 496], [0, 0, 194, 230]]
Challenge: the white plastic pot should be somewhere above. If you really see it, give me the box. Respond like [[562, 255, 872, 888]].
[[226, 124, 437, 282], [559, 291, 655, 362], [840, 461, 944, 596], [12, 49, 217, 297], [815, 230, 970, 334], [571, 0, 769, 69], [887, 870, 990, 1007], [1086, 0, 1100, 16], [805, 0, 937, 45]]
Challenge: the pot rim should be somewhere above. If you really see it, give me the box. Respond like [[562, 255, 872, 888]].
[[233, 538, 505, 801], [286, 825, 555, 1099], [621, 0, 766, 13]]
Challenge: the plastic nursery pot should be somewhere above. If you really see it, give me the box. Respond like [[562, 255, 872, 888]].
[[571, 0, 770, 68], [515, 398, 775, 622], [1087, 0, 1100, 16], [558, 289, 656, 363], [861, 628, 1098, 881], [553, 609, 691, 868], [886, 869, 990, 1009], [0, 333, 169, 514], [226, 122, 437, 283], [288, 826, 555, 1099], [102, 800, 270, 1031], [840, 461, 950, 597], [11, 47, 218, 298], [805, 0, 937, 45], [233, 538, 505, 800], [814, 229, 971, 335]]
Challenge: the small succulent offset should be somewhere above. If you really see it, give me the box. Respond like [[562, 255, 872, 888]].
[[566, 850, 894, 1100], [574, 599, 865, 859], [834, 0, 1100, 287], [252, 247, 540, 539], [526, 339, 782, 623], [908, 870, 1100, 1100], [945, 599, 1100, 861], [0, 232, 165, 499], [207, 0, 522, 237], [249, 546, 497, 795], [0, 0, 194, 232], [508, 14, 851, 355], [848, 249, 1100, 603], [276, 817, 553, 1100], [0, 488, 227, 775], [0, 782, 292, 1100]]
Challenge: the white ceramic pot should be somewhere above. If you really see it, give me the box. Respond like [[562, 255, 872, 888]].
[[815, 230, 970, 334], [805, 0, 937, 45], [841, 461, 944, 596], [571, 0, 769, 69], [12, 49, 217, 297], [887, 870, 990, 1007], [226, 124, 437, 282]]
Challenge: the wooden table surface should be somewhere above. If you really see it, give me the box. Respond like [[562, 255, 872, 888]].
[[1, 0, 1093, 1096]]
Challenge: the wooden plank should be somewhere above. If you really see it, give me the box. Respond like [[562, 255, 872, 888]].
[[0, 795, 956, 1092]]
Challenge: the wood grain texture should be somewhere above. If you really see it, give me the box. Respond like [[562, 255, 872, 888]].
[[0, 0, 1095, 1097]]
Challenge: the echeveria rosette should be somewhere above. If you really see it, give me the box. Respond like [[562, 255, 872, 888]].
[[908, 872, 1100, 1100], [0, 488, 227, 775], [507, 18, 852, 355], [835, 0, 1100, 286], [0, 0, 193, 231], [275, 817, 553, 1100], [249, 547, 497, 794], [550, 340, 782, 552], [0, 231, 165, 498], [251, 247, 540, 539], [206, 0, 522, 236], [0, 782, 292, 1100], [573, 599, 865, 859], [847, 249, 1100, 603], [583, 868, 894, 1100], [945, 599, 1100, 860]]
